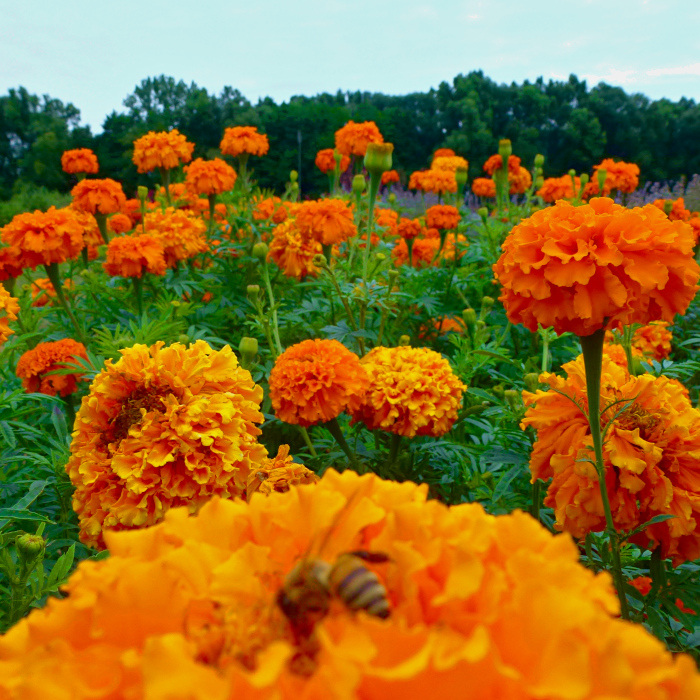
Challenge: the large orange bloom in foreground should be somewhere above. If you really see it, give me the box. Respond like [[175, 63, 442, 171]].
[[493, 197, 700, 336], [60, 148, 99, 174], [0, 286, 19, 348], [71, 178, 127, 216], [351, 346, 465, 437], [65, 341, 269, 549], [522, 351, 700, 564], [132, 129, 195, 173], [16, 338, 88, 396], [220, 126, 270, 157], [334, 120, 383, 157], [103, 233, 167, 278], [294, 199, 357, 246], [185, 157, 237, 195], [269, 339, 369, 426], [2, 470, 698, 699]]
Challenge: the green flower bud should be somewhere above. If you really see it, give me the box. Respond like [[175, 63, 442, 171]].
[[580, 172, 589, 186], [463, 307, 477, 329], [387, 269, 399, 281], [477, 207, 489, 222], [364, 142, 394, 174], [535, 176, 544, 189], [16, 533, 45, 562], [455, 166, 468, 188], [597, 168, 607, 193], [352, 174, 366, 194], [239, 336, 259, 358], [492, 383, 505, 397], [289, 170, 298, 183], [504, 389, 520, 411], [252, 242, 269, 261], [534, 153, 545, 168], [568, 169, 576, 179], [663, 200, 674, 216], [137, 185, 149, 202], [177, 334, 190, 345], [247, 284, 260, 300], [387, 193, 397, 204], [481, 296, 494, 312], [312, 253, 328, 268], [375, 252, 386, 263], [524, 373, 540, 392], [398, 335, 411, 346], [498, 139, 512, 160]]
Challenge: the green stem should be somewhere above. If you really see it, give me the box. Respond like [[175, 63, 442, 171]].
[[621, 324, 636, 375], [361, 170, 381, 293], [94, 213, 109, 245], [531, 479, 542, 522], [298, 426, 317, 457], [208, 194, 217, 237], [325, 417, 360, 471], [383, 433, 402, 477], [579, 328, 630, 619], [260, 260, 283, 357], [160, 168, 172, 207], [44, 263, 86, 344], [62, 394, 76, 433], [132, 275, 144, 317]]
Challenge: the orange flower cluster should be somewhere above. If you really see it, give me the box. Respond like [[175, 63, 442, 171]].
[[606, 321, 674, 362], [132, 129, 195, 173], [30, 277, 72, 307], [0, 244, 23, 281], [351, 345, 465, 437], [652, 197, 692, 221], [591, 158, 640, 194], [1, 206, 84, 268], [65, 341, 269, 548], [471, 177, 496, 198], [430, 155, 468, 172], [493, 197, 700, 336], [315, 148, 350, 174], [252, 196, 295, 224], [537, 175, 582, 203], [245, 445, 318, 499], [380, 169, 400, 185], [392, 229, 466, 268], [143, 208, 209, 267], [184, 157, 237, 195], [269, 339, 369, 426], [432, 147, 455, 158], [508, 166, 532, 194], [294, 199, 357, 246], [220, 126, 269, 158], [71, 178, 127, 216], [522, 352, 700, 564], [425, 204, 460, 230], [7, 470, 695, 698], [408, 169, 457, 194], [15, 339, 87, 396], [483, 154, 521, 176], [267, 219, 322, 280], [0, 286, 19, 347], [60, 148, 99, 175], [396, 217, 422, 241], [629, 576, 696, 615], [374, 207, 399, 229], [334, 120, 383, 157], [103, 233, 166, 278], [107, 213, 133, 235]]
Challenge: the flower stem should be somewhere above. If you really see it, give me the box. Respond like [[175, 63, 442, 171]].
[[208, 194, 217, 236], [361, 170, 381, 293], [383, 433, 402, 477], [132, 275, 144, 317], [325, 417, 360, 471], [298, 426, 317, 457], [160, 168, 172, 207], [94, 213, 109, 245], [44, 263, 86, 344], [260, 260, 283, 357], [579, 328, 630, 619]]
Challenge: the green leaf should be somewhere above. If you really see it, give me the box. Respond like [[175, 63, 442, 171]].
[[45, 544, 75, 592]]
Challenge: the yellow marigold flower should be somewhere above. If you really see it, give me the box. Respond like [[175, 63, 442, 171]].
[[522, 352, 700, 564], [423, 169, 457, 195], [132, 129, 195, 173], [71, 178, 127, 216], [60, 148, 98, 175], [334, 120, 383, 157], [431, 155, 468, 172], [269, 339, 369, 427], [3, 469, 698, 697], [294, 199, 357, 246], [267, 219, 322, 280], [220, 126, 269, 158], [103, 233, 166, 278], [0, 286, 19, 348], [351, 345, 465, 437], [184, 157, 237, 195], [493, 197, 700, 336], [16, 338, 87, 396], [65, 340, 268, 549], [245, 444, 318, 498], [143, 207, 209, 267], [1, 206, 85, 269]]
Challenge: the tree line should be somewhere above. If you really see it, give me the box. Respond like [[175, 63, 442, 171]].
[[2, 71, 699, 200]]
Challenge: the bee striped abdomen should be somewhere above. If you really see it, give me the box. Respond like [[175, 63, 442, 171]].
[[330, 554, 390, 619]]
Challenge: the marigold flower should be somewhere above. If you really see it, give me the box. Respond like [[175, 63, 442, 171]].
[[431, 155, 468, 173], [395, 217, 422, 241], [143, 208, 209, 267], [61, 148, 99, 175], [509, 165, 532, 195], [103, 233, 166, 278], [184, 157, 237, 195], [315, 148, 350, 174], [422, 169, 457, 195], [132, 129, 194, 173], [245, 445, 318, 499], [269, 339, 369, 427], [65, 340, 268, 548], [629, 575, 696, 616], [425, 204, 460, 230], [483, 154, 521, 176], [334, 120, 383, 157], [30, 277, 73, 307], [252, 196, 293, 224], [267, 219, 322, 280], [16, 339, 88, 396], [2, 468, 700, 697], [472, 177, 496, 198], [380, 169, 400, 186], [652, 197, 691, 221], [537, 175, 581, 202], [432, 147, 455, 158], [0, 244, 24, 281], [392, 230, 465, 268], [522, 352, 700, 564], [107, 213, 133, 235], [408, 170, 429, 191], [592, 158, 640, 194], [351, 345, 465, 437], [294, 199, 357, 246], [606, 321, 673, 362], [0, 286, 19, 347], [374, 207, 399, 230], [71, 178, 127, 216], [220, 126, 269, 158], [1, 206, 85, 269], [493, 197, 700, 336]]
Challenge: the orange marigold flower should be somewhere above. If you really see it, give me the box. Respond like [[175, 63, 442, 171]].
[[143, 208, 209, 267], [493, 197, 700, 336], [107, 213, 133, 235], [60, 148, 98, 175], [688, 215, 700, 242], [425, 204, 460, 230], [245, 444, 318, 499], [220, 126, 269, 158], [380, 169, 400, 185], [351, 345, 465, 437], [592, 158, 640, 194], [184, 157, 237, 195], [395, 217, 422, 241], [431, 155, 468, 173], [432, 147, 455, 158], [65, 340, 268, 549], [267, 219, 322, 280], [408, 170, 430, 191], [16, 339, 87, 396], [71, 178, 127, 216], [315, 148, 350, 174], [334, 120, 384, 157], [103, 233, 166, 278], [392, 231, 465, 268], [423, 169, 457, 195], [522, 352, 700, 564], [472, 177, 496, 198], [629, 575, 696, 615], [606, 321, 673, 362], [2, 468, 700, 697], [30, 277, 73, 307], [509, 165, 532, 195], [0, 244, 24, 281], [269, 339, 369, 427], [652, 197, 692, 221], [0, 286, 19, 347], [483, 154, 521, 176], [1, 206, 84, 268], [294, 199, 357, 246], [537, 175, 581, 203], [132, 129, 194, 173], [374, 207, 399, 230]]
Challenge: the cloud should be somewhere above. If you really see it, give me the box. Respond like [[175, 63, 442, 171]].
[[579, 68, 639, 86], [646, 63, 700, 77]]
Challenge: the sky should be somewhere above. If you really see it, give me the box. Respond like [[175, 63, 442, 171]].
[[2, 0, 699, 133]]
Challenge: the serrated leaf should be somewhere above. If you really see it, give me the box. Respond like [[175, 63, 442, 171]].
[[0, 421, 16, 449], [45, 544, 75, 592]]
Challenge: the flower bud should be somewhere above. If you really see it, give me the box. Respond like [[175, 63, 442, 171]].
[[333, 150, 343, 165], [535, 176, 544, 189], [498, 139, 512, 160], [247, 284, 260, 300], [16, 533, 45, 562], [312, 253, 327, 268], [481, 296, 494, 312], [387, 269, 399, 281], [289, 170, 298, 183], [597, 168, 607, 193], [387, 193, 397, 204], [375, 252, 386, 263], [252, 242, 269, 261], [568, 169, 576, 180], [177, 334, 190, 345], [352, 174, 366, 194], [477, 207, 489, 223], [239, 336, 259, 358], [504, 389, 520, 411], [455, 166, 468, 188], [364, 142, 394, 174], [137, 185, 148, 203], [663, 200, 674, 216], [524, 373, 540, 392], [398, 334, 411, 346], [463, 308, 477, 329], [534, 153, 545, 168], [580, 172, 589, 186], [492, 383, 505, 397]]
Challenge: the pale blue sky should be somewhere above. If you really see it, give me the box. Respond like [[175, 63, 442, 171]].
[[2, 0, 699, 132]]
